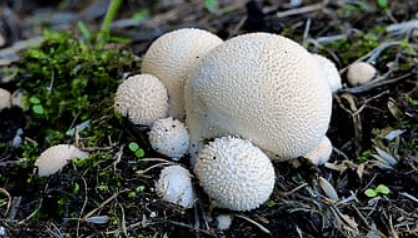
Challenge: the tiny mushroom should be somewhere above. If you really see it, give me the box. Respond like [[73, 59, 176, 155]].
[[194, 136, 275, 211], [155, 165, 195, 208], [0, 88, 11, 111], [303, 136, 333, 165], [114, 74, 169, 126], [35, 144, 90, 176], [148, 117, 190, 161], [185, 32, 332, 163], [311, 54, 342, 92], [346, 62, 378, 86], [141, 28, 223, 121]]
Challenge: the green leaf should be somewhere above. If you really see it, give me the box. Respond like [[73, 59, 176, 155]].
[[365, 188, 377, 197], [135, 148, 145, 158], [128, 142, 139, 152], [375, 184, 390, 195]]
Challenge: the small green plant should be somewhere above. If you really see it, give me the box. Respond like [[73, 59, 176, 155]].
[[364, 184, 390, 197], [376, 0, 389, 10], [129, 142, 145, 158]]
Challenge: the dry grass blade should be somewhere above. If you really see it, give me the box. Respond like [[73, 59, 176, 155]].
[[318, 177, 339, 201]]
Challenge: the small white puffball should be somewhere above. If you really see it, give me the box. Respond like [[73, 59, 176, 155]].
[[0, 88, 11, 111], [303, 136, 332, 165], [148, 117, 189, 160], [216, 214, 233, 231], [155, 165, 195, 208], [194, 136, 275, 211], [347, 62, 378, 86], [114, 74, 169, 126], [35, 144, 90, 176]]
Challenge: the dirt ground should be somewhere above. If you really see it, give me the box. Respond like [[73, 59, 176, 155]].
[[1, 0, 418, 237]]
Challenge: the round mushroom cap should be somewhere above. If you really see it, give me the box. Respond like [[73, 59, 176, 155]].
[[311, 54, 342, 92], [346, 62, 378, 86], [142, 28, 223, 121], [155, 165, 195, 208], [303, 136, 332, 165], [148, 117, 190, 160], [114, 74, 169, 126], [35, 144, 90, 176], [0, 88, 11, 111], [186, 32, 332, 162], [194, 136, 275, 211]]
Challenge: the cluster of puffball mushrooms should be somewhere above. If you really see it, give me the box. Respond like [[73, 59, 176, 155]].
[[31, 28, 380, 212]]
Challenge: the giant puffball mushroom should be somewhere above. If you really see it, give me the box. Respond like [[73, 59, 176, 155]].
[[155, 165, 195, 208], [0, 88, 11, 111], [35, 144, 90, 176], [346, 62, 378, 86], [311, 54, 342, 92], [114, 74, 169, 126], [194, 136, 275, 211], [185, 32, 332, 163], [141, 28, 223, 121], [148, 117, 190, 161], [303, 136, 333, 165]]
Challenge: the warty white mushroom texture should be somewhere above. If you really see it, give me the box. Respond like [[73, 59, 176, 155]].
[[155, 165, 195, 208], [148, 117, 190, 160], [311, 54, 342, 92], [141, 28, 223, 121], [303, 136, 333, 165], [185, 32, 332, 164], [194, 136, 275, 211], [35, 144, 90, 176], [114, 74, 169, 126]]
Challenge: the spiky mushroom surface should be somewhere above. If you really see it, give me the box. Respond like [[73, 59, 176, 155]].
[[185, 32, 332, 164], [194, 136, 275, 211], [148, 117, 190, 160], [114, 74, 169, 126], [142, 28, 223, 121]]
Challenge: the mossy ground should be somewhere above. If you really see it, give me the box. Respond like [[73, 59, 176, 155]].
[[0, 0, 418, 237]]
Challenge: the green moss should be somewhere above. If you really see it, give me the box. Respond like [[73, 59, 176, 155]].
[[15, 30, 139, 147]]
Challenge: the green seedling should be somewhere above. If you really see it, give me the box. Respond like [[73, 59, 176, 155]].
[[135, 148, 145, 158], [129, 142, 139, 152], [96, 0, 123, 48], [129, 142, 145, 158], [364, 189, 378, 197], [364, 184, 390, 197], [375, 184, 390, 195]]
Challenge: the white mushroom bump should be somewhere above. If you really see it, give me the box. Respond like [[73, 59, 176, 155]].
[[311, 54, 342, 93], [114, 74, 168, 126], [347, 62, 378, 86], [0, 88, 11, 111], [148, 117, 190, 160], [155, 165, 195, 208], [141, 28, 223, 120], [35, 144, 90, 176], [186, 33, 332, 162], [303, 136, 333, 165], [194, 137, 275, 211]]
